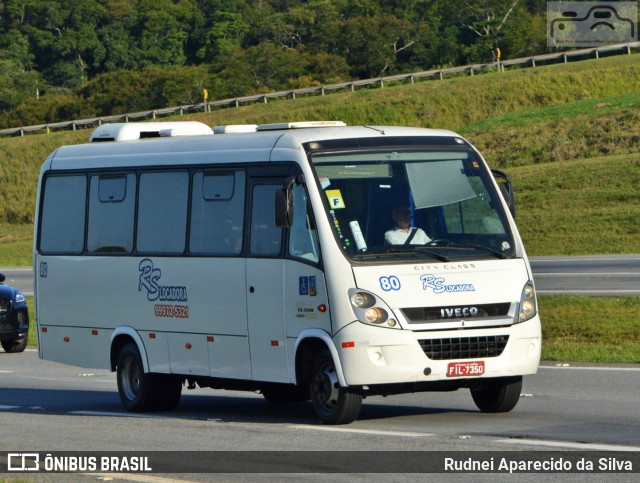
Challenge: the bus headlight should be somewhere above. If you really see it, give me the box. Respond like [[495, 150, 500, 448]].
[[348, 289, 400, 329], [350, 292, 375, 309], [517, 282, 537, 323], [365, 307, 388, 324]]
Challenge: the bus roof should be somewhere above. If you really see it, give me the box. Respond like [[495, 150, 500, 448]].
[[45, 122, 464, 171]]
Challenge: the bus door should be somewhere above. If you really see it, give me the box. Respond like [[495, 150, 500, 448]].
[[246, 179, 289, 383]]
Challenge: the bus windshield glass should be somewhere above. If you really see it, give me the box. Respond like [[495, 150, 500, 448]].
[[311, 148, 515, 261]]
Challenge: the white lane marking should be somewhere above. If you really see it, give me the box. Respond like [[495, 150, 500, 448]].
[[535, 272, 639, 276], [540, 365, 640, 372], [93, 474, 200, 483], [532, 257, 640, 262], [0, 370, 14, 373], [537, 290, 640, 294], [290, 424, 433, 438], [70, 411, 170, 419], [495, 438, 640, 452]]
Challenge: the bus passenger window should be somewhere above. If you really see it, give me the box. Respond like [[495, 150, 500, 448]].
[[137, 171, 189, 254], [190, 170, 245, 255], [40, 175, 87, 254], [87, 174, 135, 254]]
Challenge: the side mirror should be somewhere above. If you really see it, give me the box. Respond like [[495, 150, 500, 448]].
[[275, 188, 294, 227], [492, 169, 515, 218], [0, 273, 4, 284], [275, 175, 303, 228]]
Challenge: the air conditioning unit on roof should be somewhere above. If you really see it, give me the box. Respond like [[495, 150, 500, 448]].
[[212, 124, 258, 134], [89, 122, 213, 142]]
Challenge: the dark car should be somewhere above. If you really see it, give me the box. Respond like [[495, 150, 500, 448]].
[[0, 273, 29, 353]]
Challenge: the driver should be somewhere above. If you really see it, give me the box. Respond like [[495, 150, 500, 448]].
[[384, 204, 430, 245]]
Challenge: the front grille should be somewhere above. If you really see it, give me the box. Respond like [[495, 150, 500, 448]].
[[403, 302, 510, 323], [419, 335, 509, 360], [0, 298, 10, 315]]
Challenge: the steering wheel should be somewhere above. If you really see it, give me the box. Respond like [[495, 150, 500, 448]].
[[425, 238, 452, 247]]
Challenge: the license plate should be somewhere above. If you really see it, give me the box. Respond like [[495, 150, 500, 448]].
[[447, 361, 485, 377]]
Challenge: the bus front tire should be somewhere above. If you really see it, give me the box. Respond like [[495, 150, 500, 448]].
[[116, 342, 181, 412], [471, 376, 522, 413], [310, 351, 362, 425]]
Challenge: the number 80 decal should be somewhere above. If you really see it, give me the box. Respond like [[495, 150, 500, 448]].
[[379, 275, 401, 291]]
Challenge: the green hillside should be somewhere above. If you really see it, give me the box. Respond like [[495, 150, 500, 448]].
[[1, 53, 639, 263]]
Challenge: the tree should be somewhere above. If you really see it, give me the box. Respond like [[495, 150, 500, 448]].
[[135, 0, 202, 67], [196, 11, 249, 63], [455, 0, 523, 62], [213, 42, 349, 97], [0, 27, 41, 110], [19, 1, 109, 87], [334, 14, 418, 78], [76, 64, 211, 114], [0, 0, 554, 125]]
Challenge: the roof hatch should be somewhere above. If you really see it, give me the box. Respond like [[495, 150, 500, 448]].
[[257, 121, 346, 131]]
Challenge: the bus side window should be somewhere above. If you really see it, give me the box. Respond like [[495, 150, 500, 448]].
[[39, 175, 87, 254], [137, 171, 189, 254], [190, 170, 245, 255], [288, 183, 319, 263], [87, 174, 135, 254]]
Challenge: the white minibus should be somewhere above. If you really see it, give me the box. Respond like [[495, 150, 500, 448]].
[[34, 120, 541, 424]]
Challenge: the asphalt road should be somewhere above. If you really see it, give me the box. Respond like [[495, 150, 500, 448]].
[[0, 351, 638, 481], [530, 254, 640, 296], [3, 254, 640, 297]]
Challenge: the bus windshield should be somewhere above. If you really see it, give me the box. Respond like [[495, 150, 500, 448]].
[[311, 147, 515, 261]]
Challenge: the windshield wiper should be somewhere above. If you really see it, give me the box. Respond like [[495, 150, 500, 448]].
[[442, 243, 511, 259], [385, 246, 450, 262]]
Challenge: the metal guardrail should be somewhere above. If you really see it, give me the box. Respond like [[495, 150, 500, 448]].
[[1, 41, 637, 138]]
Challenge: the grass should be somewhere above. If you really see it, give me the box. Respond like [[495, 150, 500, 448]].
[[460, 92, 640, 167], [508, 153, 640, 255], [0, 224, 34, 266], [26, 297, 36, 347], [539, 296, 640, 363], [1, 53, 639, 364]]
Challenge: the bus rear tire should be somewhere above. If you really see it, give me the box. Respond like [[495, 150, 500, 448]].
[[471, 376, 522, 413], [116, 342, 181, 412], [310, 350, 362, 424]]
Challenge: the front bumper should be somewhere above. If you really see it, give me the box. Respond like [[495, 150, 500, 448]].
[[334, 316, 541, 387], [0, 308, 29, 341]]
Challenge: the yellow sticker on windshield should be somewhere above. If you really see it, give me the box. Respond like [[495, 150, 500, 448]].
[[326, 189, 345, 209]]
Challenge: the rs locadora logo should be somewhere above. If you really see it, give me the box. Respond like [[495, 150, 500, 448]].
[[138, 259, 188, 302], [420, 274, 475, 294]]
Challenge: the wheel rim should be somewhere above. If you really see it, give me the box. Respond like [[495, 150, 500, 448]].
[[120, 355, 141, 401], [312, 362, 339, 411]]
